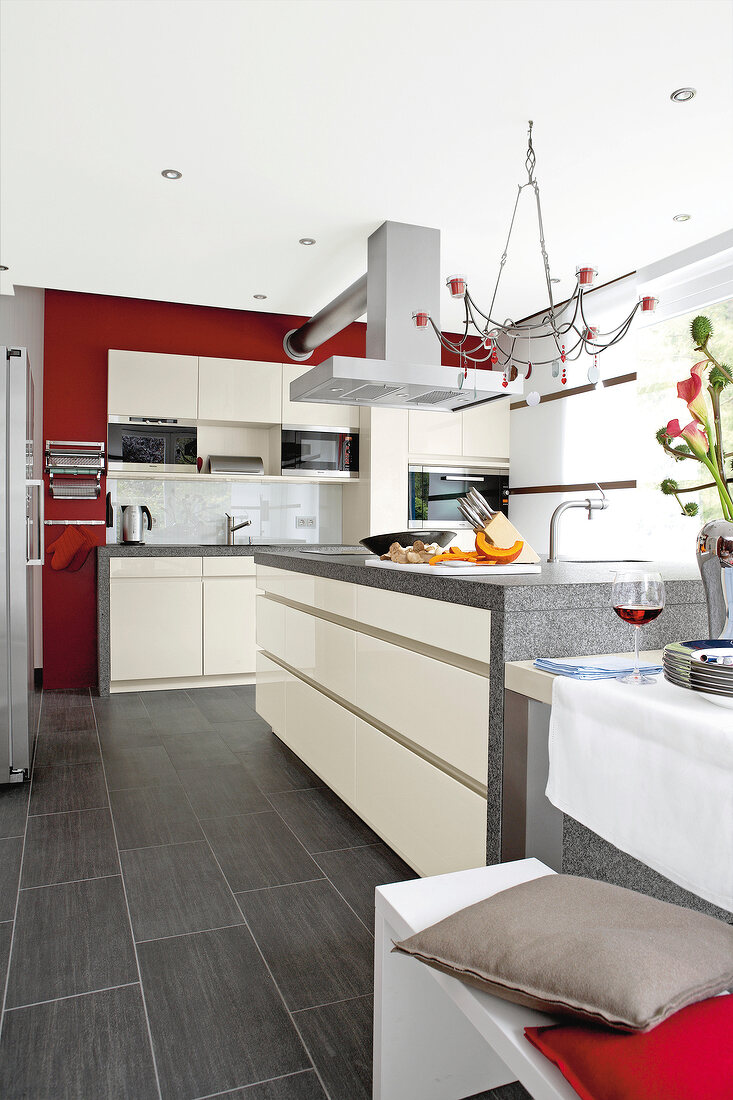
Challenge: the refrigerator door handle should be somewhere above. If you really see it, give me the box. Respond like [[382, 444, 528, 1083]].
[[26, 480, 44, 566]]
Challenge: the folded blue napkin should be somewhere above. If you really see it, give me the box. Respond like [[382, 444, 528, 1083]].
[[533, 656, 663, 680]]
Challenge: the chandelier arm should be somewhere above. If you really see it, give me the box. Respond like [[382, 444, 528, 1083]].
[[532, 179, 557, 322], [464, 290, 493, 327], [488, 184, 525, 321], [428, 318, 466, 355]]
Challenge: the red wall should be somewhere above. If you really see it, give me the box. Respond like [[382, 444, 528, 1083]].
[[42, 290, 368, 688]]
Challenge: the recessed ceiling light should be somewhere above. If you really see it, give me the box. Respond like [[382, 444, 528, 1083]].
[[299, 237, 316, 246], [673, 213, 692, 222], [550, 278, 561, 284], [161, 169, 182, 180], [253, 293, 267, 300], [0, 265, 7, 272], [670, 87, 696, 102]]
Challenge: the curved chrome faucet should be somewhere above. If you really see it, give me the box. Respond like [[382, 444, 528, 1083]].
[[547, 484, 609, 563], [225, 513, 252, 545]]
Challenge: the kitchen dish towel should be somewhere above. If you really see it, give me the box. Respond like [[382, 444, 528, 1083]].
[[534, 656, 663, 680], [546, 676, 733, 913], [47, 525, 95, 571]]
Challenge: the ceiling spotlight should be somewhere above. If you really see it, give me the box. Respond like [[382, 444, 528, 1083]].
[[161, 169, 182, 180], [0, 265, 7, 272], [673, 214, 692, 222], [299, 237, 316, 246], [253, 293, 267, 300], [550, 278, 561, 284], [670, 88, 696, 102]]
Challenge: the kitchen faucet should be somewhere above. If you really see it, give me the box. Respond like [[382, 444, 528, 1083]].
[[547, 484, 609, 563], [225, 513, 252, 545]]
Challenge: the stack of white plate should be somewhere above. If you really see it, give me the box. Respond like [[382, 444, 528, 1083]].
[[663, 640, 733, 710]]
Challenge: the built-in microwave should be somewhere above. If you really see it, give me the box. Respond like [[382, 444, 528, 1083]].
[[408, 465, 509, 529], [281, 427, 359, 478], [107, 416, 197, 472]]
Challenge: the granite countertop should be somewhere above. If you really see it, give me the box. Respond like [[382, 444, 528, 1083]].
[[251, 547, 704, 613], [96, 542, 312, 558]]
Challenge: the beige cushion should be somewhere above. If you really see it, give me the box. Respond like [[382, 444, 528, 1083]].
[[393, 874, 733, 1031]]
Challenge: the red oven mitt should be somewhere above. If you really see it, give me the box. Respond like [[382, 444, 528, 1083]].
[[47, 526, 94, 571]]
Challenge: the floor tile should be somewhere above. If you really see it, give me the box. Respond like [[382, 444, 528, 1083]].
[[96, 718, 160, 745], [110, 784, 202, 850], [39, 701, 95, 733], [34, 725, 101, 767], [0, 784, 29, 838], [21, 808, 119, 889], [314, 843, 417, 929], [267, 788, 379, 854], [294, 994, 373, 1100], [217, 719, 275, 750], [141, 688, 194, 711], [6, 875, 137, 1007], [0, 985, 158, 1100], [102, 744, 180, 790], [177, 764, 270, 819], [187, 689, 253, 726], [234, 741, 325, 794], [202, 812, 322, 893], [138, 924, 310, 1099], [0, 837, 23, 921], [121, 840, 243, 942], [144, 710, 216, 735], [161, 729, 240, 769], [0, 920, 12, 990], [41, 688, 92, 708], [29, 763, 107, 816], [238, 878, 374, 1011], [223, 1071, 327, 1099]]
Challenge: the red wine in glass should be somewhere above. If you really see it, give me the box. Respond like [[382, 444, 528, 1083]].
[[613, 605, 664, 626], [610, 572, 666, 684]]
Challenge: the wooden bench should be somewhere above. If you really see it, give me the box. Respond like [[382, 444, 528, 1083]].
[[373, 858, 578, 1100]]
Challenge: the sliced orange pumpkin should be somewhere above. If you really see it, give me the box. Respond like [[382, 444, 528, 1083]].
[[475, 532, 524, 564]]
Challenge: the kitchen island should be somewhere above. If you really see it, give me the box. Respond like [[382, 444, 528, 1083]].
[[252, 548, 707, 873]]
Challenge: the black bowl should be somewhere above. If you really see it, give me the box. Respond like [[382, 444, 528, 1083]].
[[359, 530, 458, 557]]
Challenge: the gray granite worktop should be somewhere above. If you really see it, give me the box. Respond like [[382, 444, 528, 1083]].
[[97, 542, 309, 558], [252, 547, 703, 615]]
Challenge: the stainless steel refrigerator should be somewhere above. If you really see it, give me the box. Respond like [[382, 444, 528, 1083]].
[[1, 346, 42, 782]]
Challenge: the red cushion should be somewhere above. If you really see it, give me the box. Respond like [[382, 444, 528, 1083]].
[[524, 994, 733, 1100]]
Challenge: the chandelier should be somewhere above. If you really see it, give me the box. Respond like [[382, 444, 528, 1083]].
[[411, 121, 658, 403]]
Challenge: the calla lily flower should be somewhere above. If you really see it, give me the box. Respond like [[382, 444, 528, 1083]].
[[666, 418, 710, 459], [676, 363, 709, 426]]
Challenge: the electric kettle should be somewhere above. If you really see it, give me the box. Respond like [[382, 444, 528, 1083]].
[[122, 504, 153, 544]]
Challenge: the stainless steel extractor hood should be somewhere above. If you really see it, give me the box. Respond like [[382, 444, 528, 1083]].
[[285, 221, 523, 411], [288, 355, 517, 412]]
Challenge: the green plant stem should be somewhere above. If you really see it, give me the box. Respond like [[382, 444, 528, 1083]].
[[701, 453, 733, 520], [709, 386, 727, 483], [660, 440, 700, 462], [696, 342, 733, 384]]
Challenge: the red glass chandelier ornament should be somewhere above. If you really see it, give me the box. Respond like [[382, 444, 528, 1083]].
[[412, 122, 660, 391]]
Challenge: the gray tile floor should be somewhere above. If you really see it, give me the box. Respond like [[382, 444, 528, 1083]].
[[0, 685, 528, 1100]]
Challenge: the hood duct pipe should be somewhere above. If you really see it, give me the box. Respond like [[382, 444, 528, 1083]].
[[283, 274, 367, 361]]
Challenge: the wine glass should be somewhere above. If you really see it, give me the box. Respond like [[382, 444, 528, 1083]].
[[610, 570, 665, 685]]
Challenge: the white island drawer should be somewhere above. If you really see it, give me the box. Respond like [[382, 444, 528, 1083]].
[[285, 679, 356, 802], [256, 652, 291, 735], [355, 718, 487, 876], [203, 556, 256, 577], [355, 633, 489, 783]]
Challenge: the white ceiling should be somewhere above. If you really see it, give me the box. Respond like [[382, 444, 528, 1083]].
[[2, 0, 732, 330]]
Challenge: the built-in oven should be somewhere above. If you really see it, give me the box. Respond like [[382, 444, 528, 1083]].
[[108, 416, 197, 472], [281, 427, 359, 478], [408, 465, 509, 529]]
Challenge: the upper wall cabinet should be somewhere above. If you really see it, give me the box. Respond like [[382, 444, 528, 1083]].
[[281, 362, 360, 430], [408, 409, 462, 457], [108, 350, 199, 419], [461, 397, 510, 462], [198, 358, 281, 425]]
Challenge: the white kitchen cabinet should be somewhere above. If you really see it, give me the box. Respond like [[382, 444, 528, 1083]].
[[107, 350, 199, 419], [198, 357, 281, 425], [110, 577, 203, 682], [285, 677, 356, 802], [203, 577, 256, 676], [408, 409, 462, 457], [256, 651, 290, 734], [281, 362, 360, 430], [462, 398, 510, 461], [355, 717, 488, 876]]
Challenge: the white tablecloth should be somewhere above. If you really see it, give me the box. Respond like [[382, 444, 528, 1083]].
[[546, 676, 733, 912]]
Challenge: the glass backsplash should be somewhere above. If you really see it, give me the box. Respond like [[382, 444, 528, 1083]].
[[107, 479, 343, 545]]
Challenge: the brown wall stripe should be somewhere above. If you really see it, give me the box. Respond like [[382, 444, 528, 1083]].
[[510, 371, 637, 409], [509, 480, 637, 496]]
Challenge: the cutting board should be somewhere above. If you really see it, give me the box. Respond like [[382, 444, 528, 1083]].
[[365, 559, 541, 577]]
